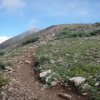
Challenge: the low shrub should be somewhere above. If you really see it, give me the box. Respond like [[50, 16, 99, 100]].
[[57, 28, 100, 39], [0, 62, 11, 70], [0, 62, 6, 70], [94, 22, 100, 27], [0, 74, 8, 96], [0, 75, 7, 88], [22, 37, 39, 45], [0, 51, 5, 56]]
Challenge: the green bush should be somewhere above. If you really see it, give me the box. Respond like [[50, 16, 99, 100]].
[[0, 75, 7, 88], [0, 51, 5, 56], [0, 62, 6, 70], [0, 61, 12, 70], [0, 74, 8, 95], [90, 30, 100, 36], [94, 22, 100, 27], [57, 28, 100, 39], [22, 37, 39, 45]]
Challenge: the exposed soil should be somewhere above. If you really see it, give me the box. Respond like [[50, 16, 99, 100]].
[[2, 45, 90, 100]]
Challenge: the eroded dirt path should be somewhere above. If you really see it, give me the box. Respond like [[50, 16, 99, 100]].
[[2, 45, 89, 100]]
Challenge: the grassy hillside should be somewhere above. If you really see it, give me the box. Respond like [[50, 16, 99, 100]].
[[35, 36, 100, 99], [1, 23, 100, 49], [56, 27, 100, 39], [0, 23, 100, 99]]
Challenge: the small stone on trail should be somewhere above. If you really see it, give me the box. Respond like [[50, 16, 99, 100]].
[[58, 93, 72, 100], [41, 84, 48, 90], [25, 60, 31, 64], [82, 93, 89, 96], [6, 66, 13, 72], [51, 81, 57, 86]]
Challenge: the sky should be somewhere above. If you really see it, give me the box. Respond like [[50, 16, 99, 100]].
[[0, 0, 100, 43]]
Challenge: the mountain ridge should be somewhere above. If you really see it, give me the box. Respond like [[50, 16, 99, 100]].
[[0, 23, 100, 49], [0, 29, 39, 49]]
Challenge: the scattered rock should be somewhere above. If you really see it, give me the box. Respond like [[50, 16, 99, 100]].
[[6, 66, 13, 72], [81, 83, 91, 89], [41, 41, 47, 44], [12, 79, 16, 83], [28, 96, 38, 100], [74, 60, 77, 63], [45, 75, 51, 83], [17, 66, 21, 68], [57, 57, 63, 63], [82, 93, 89, 96], [50, 60, 55, 64], [95, 82, 99, 87], [41, 84, 48, 91], [69, 77, 86, 86], [58, 93, 72, 100], [25, 60, 31, 64], [19, 61, 23, 64], [97, 60, 100, 63], [18, 74, 21, 76], [2, 91, 6, 100], [51, 81, 57, 86], [64, 83, 68, 87], [39, 70, 51, 78], [66, 54, 69, 56]]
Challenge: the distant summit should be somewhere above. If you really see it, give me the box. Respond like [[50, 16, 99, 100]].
[[0, 29, 39, 49], [0, 36, 10, 44]]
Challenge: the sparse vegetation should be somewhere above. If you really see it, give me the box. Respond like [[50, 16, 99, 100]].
[[0, 61, 12, 70], [0, 62, 6, 70], [22, 36, 39, 45], [0, 74, 8, 96], [7, 48, 22, 57], [57, 28, 100, 39], [1, 24, 100, 99], [35, 36, 100, 99], [0, 75, 7, 88], [94, 22, 100, 27], [0, 51, 5, 56]]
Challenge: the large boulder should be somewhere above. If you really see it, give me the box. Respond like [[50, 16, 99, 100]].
[[69, 77, 86, 86], [39, 70, 51, 78]]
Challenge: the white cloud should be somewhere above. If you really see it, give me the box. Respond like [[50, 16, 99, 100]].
[[0, 36, 10, 43], [0, 0, 26, 10]]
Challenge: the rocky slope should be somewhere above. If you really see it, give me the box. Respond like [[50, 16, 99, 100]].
[[0, 23, 100, 49]]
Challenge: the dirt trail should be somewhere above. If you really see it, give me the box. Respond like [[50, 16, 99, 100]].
[[2, 45, 89, 100]]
